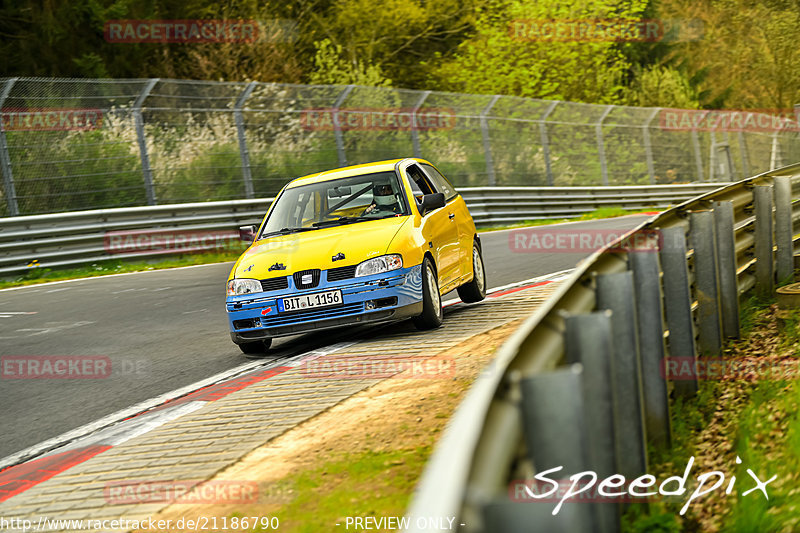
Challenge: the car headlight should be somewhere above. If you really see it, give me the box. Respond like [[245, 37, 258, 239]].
[[227, 278, 262, 296], [355, 254, 403, 277]]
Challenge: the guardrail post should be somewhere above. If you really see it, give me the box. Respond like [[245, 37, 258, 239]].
[[133, 78, 159, 206], [234, 82, 257, 199], [333, 85, 355, 167], [690, 210, 723, 355], [512, 365, 594, 532], [714, 201, 740, 338], [596, 105, 614, 186], [643, 108, 661, 185], [411, 90, 430, 158], [659, 226, 699, 397], [596, 272, 648, 477], [0, 77, 19, 216], [564, 312, 619, 533], [754, 185, 775, 298], [539, 101, 558, 186], [629, 250, 671, 448], [480, 95, 501, 186], [774, 177, 793, 284]]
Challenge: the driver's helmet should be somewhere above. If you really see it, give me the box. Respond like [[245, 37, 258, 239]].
[[373, 183, 397, 207]]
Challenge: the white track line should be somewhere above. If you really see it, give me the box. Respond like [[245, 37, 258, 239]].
[[0, 270, 573, 471]]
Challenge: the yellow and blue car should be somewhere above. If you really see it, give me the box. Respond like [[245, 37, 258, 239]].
[[226, 158, 486, 354]]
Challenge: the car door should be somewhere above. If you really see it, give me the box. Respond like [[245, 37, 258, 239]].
[[419, 162, 471, 280], [404, 163, 461, 289]]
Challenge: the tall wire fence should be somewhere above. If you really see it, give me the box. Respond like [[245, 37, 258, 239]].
[[1, 77, 798, 217]]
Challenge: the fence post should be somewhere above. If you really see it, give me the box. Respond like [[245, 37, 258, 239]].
[[411, 90, 430, 158], [770, 130, 783, 170], [629, 250, 671, 448], [690, 210, 723, 355], [713, 201, 740, 338], [754, 185, 775, 298], [738, 129, 749, 179], [659, 226, 699, 397], [595, 271, 648, 477], [643, 108, 660, 184], [333, 84, 355, 167], [133, 78, 159, 206], [480, 95, 501, 186], [774, 177, 793, 284], [0, 77, 19, 216], [691, 126, 704, 182], [539, 101, 559, 186], [596, 105, 614, 186], [234, 81, 257, 199], [563, 312, 619, 533]]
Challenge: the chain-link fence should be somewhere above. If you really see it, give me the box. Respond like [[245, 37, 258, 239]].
[[1, 77, 799, 217]]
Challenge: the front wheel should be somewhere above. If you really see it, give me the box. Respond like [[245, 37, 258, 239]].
[[412, 257, 444, 330], [238, 338, 272, 355], [457, 241, 487, 303]]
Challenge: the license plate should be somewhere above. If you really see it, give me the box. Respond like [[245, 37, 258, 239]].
[[279, 290, 343, 312]]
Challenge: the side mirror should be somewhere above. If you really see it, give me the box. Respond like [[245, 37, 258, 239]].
[[239, 225, 257, 242], [420, 193, 446, 214]]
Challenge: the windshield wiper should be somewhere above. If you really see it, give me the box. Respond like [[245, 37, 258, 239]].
[[312, 216, 380, 228], [260, 227, 318, 238]]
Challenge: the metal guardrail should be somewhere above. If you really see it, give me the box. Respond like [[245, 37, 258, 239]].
[[0, 184, 725, 277], [406, 162, 800, 532]]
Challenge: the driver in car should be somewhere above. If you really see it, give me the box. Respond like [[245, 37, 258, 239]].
[[363, 182, 402, 215]]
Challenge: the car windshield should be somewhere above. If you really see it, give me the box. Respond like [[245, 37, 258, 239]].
[[259, 171, 409, 238]]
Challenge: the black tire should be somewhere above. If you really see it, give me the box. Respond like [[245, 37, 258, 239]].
[[457, 241, 487, 303], [237, 338, 272, 354], [412, 257, 444, 330]]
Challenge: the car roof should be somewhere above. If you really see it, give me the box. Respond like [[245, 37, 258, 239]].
[[285, 158, 429, 189]]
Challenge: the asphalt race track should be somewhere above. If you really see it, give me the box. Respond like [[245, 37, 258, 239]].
[[0, 215, 647, 459]]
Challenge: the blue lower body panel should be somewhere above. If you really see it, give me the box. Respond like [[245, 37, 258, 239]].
[[226, 264, 423, 343]]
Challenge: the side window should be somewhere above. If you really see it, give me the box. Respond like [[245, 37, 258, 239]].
[[406, 164, 437, 197], [420, 164, 456, 201]]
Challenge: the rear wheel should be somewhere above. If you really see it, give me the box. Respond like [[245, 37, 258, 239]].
[[413, 257, 444, 330], [457, 241, 487, 303], [238, 338, 272, 354]]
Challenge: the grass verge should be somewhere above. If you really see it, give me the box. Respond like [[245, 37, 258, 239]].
[[0, 248, 247, 290], [624, 296, 800, 532], [479, 206, 657, 232]]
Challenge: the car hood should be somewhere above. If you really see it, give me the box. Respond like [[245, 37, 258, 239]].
[[233, 217, 410, 279]]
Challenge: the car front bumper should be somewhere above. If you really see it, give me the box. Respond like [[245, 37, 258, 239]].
[[226, 264, 423, 343]]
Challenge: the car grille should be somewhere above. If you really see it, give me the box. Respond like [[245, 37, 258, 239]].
[[327, 264, 357, 282], [261, 277, 289, 292], [261, 302, 364, 327], [293, 269, 321, 289]]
